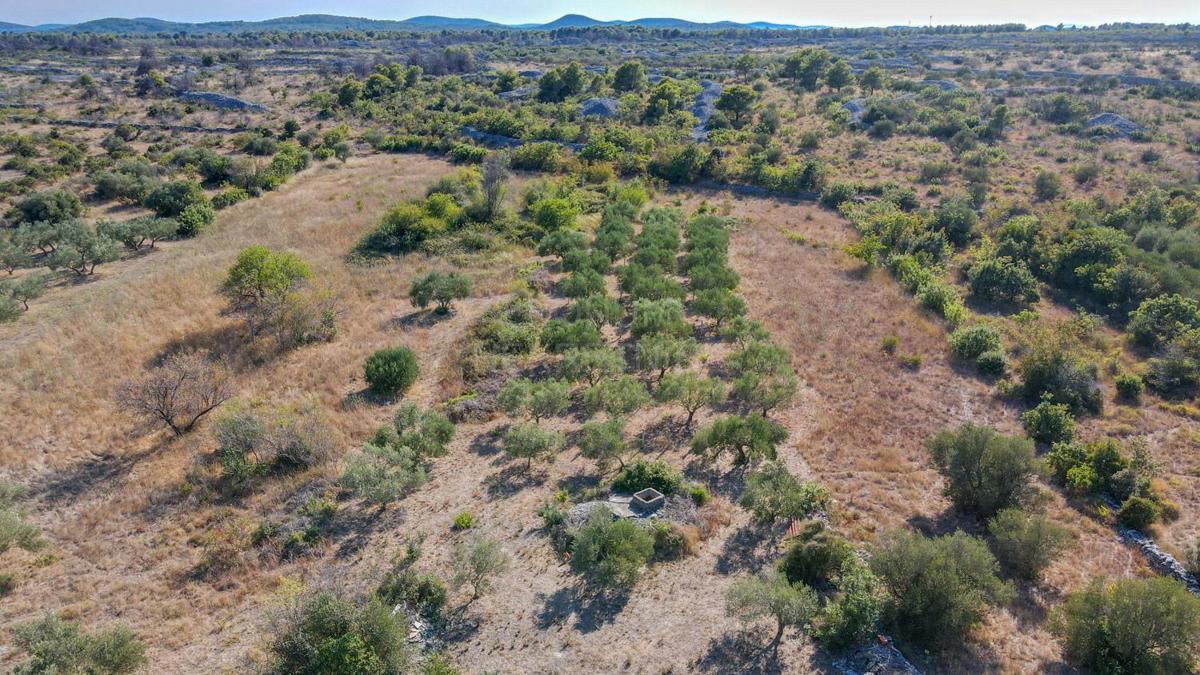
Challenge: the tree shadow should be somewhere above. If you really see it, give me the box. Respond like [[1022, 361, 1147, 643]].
[[385, 309, 453, 331], [30, 446, 156, 506], [484, 464, 546, 498], [694, 628, 785, 674], [151, 321, 264, 373], [635, 416, 690, 457], [714, 522, 776, 575], [535, 583, 631, 634], [683, 460, 746, 501], [556, 471, 601, 494], [905, 509, 980, 538], [468, 428, 503, 457], [331, 505, 407, 559]]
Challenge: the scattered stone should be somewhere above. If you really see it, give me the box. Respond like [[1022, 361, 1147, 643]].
[[177, 90, 269, 112], [921, 79, 959, 92], [579, 97, 619, 118], [690, 79, 722, 141], [833, 636, 922, 675], [842, 98, 866, 125], [1084, 112, 1142, 138]]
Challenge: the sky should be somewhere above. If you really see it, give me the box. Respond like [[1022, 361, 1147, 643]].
[[2, 0, 1199, 27]]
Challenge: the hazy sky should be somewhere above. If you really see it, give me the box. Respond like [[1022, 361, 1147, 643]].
[[3, 0, 1198, 27]]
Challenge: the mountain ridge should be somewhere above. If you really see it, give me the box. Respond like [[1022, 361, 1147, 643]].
[[0, 13, 824, 33]]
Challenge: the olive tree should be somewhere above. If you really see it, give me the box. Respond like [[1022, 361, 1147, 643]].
[[725, 569, 819, 652], [740, 461, 830, 524], [578, 417, 628, 473], [634, 334, 697, 383], [451, 534, 511, 609], [221, 245, 312, 334], [655, 372, 726, 426], [569, 507, 654, 591], [691, 414, 787, 466], [498, 378, 571, 422], [560, 347, 625, 386], [503, 424, 564, 471]]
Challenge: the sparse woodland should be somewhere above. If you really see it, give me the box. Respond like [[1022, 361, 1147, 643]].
[[1, 20, 1200, 674]]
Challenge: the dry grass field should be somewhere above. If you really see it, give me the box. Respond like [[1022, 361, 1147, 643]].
[[1, 150, 1194, 673]]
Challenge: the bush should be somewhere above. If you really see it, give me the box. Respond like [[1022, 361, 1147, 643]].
[[377, 564, 447, 620], [967, 255, 1039, 307], [976, 350, 1007, 377], [1021, 398, 1076, 445], [410, 271, 471, 314], [987, 508, 1072, 581], [530, 198, 577, 231], [497, 378, 571, 422], [5, 188, 83, 224], [948, 324, 1001, 361], [612, 459, 682, 495], [779, 520, 852, 586], [1034, 169, 1062, 201], [511, 142, 563, 172], [930, 196, 978, 247], [143, 179, 209, 218], [268, 591, 411, 674], [1052, 577, 1200, 675], [740, 461, 830, 524], [1127, 294, 1200, 351], [364, 347, 419, 397], [1117, 495, 1159, 530], [928, 424, 1035, 518], [11, 614, 147, 675], [814, 558, 884, 651], [569, 507, 654, 590], [871, 530, 1012, 648], [1114, 373, 1144, 402], [452, 511, 475, 531], [725, 569, 820, 648]]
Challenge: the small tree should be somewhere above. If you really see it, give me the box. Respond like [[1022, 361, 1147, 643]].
[[268, 590, 412, 674], [814, 558, 884, 650], [221, 245, 311, 334], [1021, 397, 1076, 445], [1053, 577, 1200, 675], [451, 535, 511, 609], [927, 424, 1035, 519], [503, 424, 564, 471], [540, 318, 603, 353], [409, 271, 471, 314], [583, 375, 651, 418], [569, 507, 654, 591], [1, 272, 48, 311], [116, 351, 233, 435], [565, 294, 623, 328], [740, 462, 830, 524], [728, 341, 798, 415], [714, 84, 760, 126], [987, 508, 1072, 581], [479, 152, 510, 221], [656, 372, 726, 426], [578, 417, 628, 473], [871, 530, 1012, 649], [0, 236, 33, 274], [498, 378, 571, 422], [725, 569, 819, 652], [97, 217, 176, 251], [363, 347, 419, 397], [634, 334, 697, 383], [691, 414, 787, 466], [612, 61, 647, 92], [44, 224, 119, 276], [691, 288, 746, 329], [560, 348, 625, 386], [340, 442, 427, 512]]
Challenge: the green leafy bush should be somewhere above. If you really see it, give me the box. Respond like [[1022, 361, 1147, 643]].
[[779, 520, 852, 586], [364, 347, 419, 397], [740, 462, 830, 524], [986, 508, 1072, 581], [612, 459, 682, 495], [268, 591, 411, 673], [928, 424, 1035, 518], [1021, 398, 1076, 445], [948, 324, 1001, 361], [1117, 495, 1159, 530], [11, 614, 146, 675], [1052, 577, 1200, 675], [871, 530, 1012, 648], [569, 507, 654, 590]]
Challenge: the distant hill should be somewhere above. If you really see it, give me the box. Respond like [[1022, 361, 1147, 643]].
[[0, 12, 832, 34]]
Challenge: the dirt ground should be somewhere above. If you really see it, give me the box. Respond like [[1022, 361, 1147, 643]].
[[0, 154, 1195, 674]]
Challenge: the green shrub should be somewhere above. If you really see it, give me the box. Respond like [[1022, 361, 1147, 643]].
[[410, 271, 471, 314], [779, 520, 852, 586], [269, 591, 412, 673], [871, 530, 1012, 648], [583, 375, 650, 417], [976, 350, 1007, 377], [1127, 294, 1200, 351], [503, 424, 564, 471], [725, 569, 820, 648], [967, 255, 1039, 307], [612, 459, 682, 495], [212, 186, 249, 209], [11, 614, 147, 675], [1034, 169, 1062, 201], [1117, 495, 1159, 530], [1114, 373, 1144, 402], [144, 179, 208, 218], [364, 347, 419, 397], [948, 324, 1001, 361], [814, 558, 883, 651], [1053, 577, 1200, 675], [1021, 398, 1076, 445], [569, 507, 654, 590], [452, 512, 475, 531], [740, 461, 830, 524], [498, 378, 571, 422], [987, 508, 1072, 581], [5, 188, 83, 224], [687, 483, 711, 506], [928, 424, 1035, 518], [511, 142, 563, 172]]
